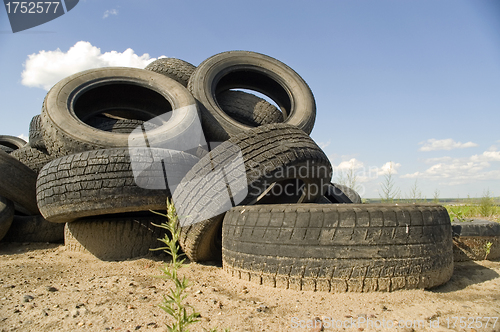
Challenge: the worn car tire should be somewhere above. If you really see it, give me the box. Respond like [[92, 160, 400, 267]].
[[179, 215, 224, 262], [41, 67, 201, 157], [10, 145, 56, 173], [222, 204, 453, 292], [36, 148, 199, 223], [188, 51, 316, 141], [87, 117, 159, 134], [0, 135, 27, 153], [0, 196, 15, 241], [144, 58, 196, 87], [2, 214, 64, 243], [29, 115, 46, 149], [217, 90, 284, 127], [64, 214, 167, 261], [323, 183, 362, 204], [452, 219, 500, 261], [176, 124, 332, 262], [0, 150, 38, 215]]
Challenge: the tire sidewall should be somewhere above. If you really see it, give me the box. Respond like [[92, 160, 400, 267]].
[[189, 51, 315, 140], [42, 67, 201, 156]]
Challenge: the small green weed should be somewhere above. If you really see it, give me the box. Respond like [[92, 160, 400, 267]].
[[151, 199, 200, 332], [151, 199, 229, 332], [485, 241, 493, 260]]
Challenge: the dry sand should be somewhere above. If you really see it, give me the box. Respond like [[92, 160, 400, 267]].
[[1, 242, 499, 332]]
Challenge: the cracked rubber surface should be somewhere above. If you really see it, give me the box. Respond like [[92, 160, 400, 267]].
[[2, 214, 64, 243], [144, 58, 195, 87], [222, 204, 453, 292], [10, 145, 56, 173], [36, 148, 199, 223], [175, 123, 332, 262], [179, 214, 224, 262], [64, 214, 167, 261], [88, 118, 159, 134], [217, 90, 284, 127], [0, 150, 38, 215], [29, 115, 46, 149]]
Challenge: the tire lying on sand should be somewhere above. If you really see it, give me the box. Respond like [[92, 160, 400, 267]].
[[176, 123, 332, 262], [0, 135, 27, 153], [188, 51, 316, 141], [451, 219, 500, 261], [10, 145, 56, 173], [222, 204, 453, 292], [144, 58, 196, 87], [0, 196, 15, 241], [29, 115, 46, 150], [64, 214, 167, 261], [217, 90, 284, 127], [36, 148, 199, 223], [2, 214, 64, 243], [0, 150, 38, 215], [41, 67, 202, 158]]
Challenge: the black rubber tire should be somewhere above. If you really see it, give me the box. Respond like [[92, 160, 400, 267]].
[[144, 58, 196, 87], [41, 67, 201, 157], [451, 219, 500, 261], [36, 148, 199, 223], [2, 214, 64, 243], [222, 204, 453, 292], [0, 135, 27, 153], [217, 90, 284, 127], [323, 183, 362, 204], [452, 219, 500, 237], [0, 196, 15, 241], [322, 183, 353, 204], [64, 214, 167, 261], [179, 214, 224, 262], [10, 145, 56, 173], [175, 124, 332, 262], [0, 150, 38, 215], [29, 115, 46, 150], [188, 51, 316, 141], [87, 117, 159, 134]]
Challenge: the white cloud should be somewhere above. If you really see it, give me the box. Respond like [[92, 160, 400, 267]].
[[21, 41, 164, 90], [318, 140, 330, 150], [423, 156, 453, 164], [419, 138, 478, 152], [336, 158, 364, 171], [17, 134, 28, 142], [471, 150, 500, 162], [103, 9, 118, 19], [378, 161, 401, 176], [401, 148, 500, 185]]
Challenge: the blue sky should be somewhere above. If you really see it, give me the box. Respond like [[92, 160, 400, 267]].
[[1, 0, 499, 199]]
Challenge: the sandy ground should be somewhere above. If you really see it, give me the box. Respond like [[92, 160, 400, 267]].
[[0, 242, 499, 332]]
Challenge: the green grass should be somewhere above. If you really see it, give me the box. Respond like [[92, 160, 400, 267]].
[[444, 201, 500, 223]]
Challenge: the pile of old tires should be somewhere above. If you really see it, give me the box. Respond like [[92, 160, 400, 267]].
[[0, 51, 454, 291]]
